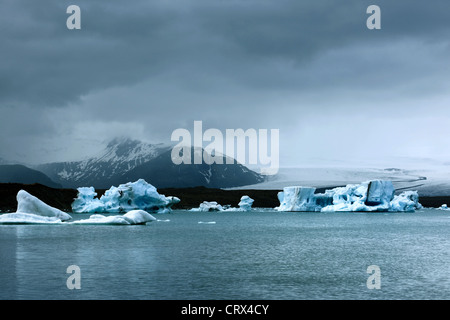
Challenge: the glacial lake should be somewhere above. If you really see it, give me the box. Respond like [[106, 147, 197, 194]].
[[0, 208, 449, 300]]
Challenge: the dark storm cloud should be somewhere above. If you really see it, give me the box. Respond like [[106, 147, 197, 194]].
[[0, 0, 449, 163], [1, 0, 448, 108]]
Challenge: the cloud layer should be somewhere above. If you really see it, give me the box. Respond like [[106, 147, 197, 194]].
[[1, 0, 449, 167]]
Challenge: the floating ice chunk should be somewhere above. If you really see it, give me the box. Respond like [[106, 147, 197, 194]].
[[71, 214, 131, 225], [16, 190, 72, 221], [71, 187, 105, 213], [72, 179, 180, 213], [276, 186, 319, 212], [122, 210, 157, 224], [366, 180, 395, 207], [72, 210, 156, 225], [389, 191, 423, 212], [0, 212, 62, 224], [198, 221, 216, 224], [276, 180, 421, 212], [238, 195, 254, 211], [191, 201, 224, 212], [438, 204, 450, 211]]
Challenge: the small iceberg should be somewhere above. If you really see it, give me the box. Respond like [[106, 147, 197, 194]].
[[438, 204, 450, 211], [190, 196, 255, 212], [0, 212, 63, 225], [237, 195, 254, 211], [191, 201, 224, 212], [71, 210, 157, 225], [198, 221, 216, 224]]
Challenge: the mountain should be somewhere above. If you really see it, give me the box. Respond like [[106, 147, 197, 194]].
[[0, 164, 62, 188], [36, 138, 169, 188], [0, 157, 10, 165], [118, 148, 266, 188], [36, 138, 265, 189]]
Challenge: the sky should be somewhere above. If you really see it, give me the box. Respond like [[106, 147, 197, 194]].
[[1, 0, 449, 169]]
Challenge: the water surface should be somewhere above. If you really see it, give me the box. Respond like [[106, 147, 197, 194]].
[[0, 209, 449, 300]]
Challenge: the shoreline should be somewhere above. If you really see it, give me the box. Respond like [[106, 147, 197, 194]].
[[0, 183, 449, 213]]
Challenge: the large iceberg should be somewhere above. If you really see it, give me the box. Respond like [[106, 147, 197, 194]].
[[72, 179, 180, 213], [16, 190, 72, 221], [276, 180, 422, 212], [0, 190, 72, 224]]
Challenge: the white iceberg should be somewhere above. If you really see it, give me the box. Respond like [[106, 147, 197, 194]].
[[0, 212, 63, 224], [0, 190, 72, 224], [238, 195, 254, 211], [438, 204, 450, 211], [191, 196, 255, 212], [389, 191, 423, 212], [71, 210, 157, 225], [190, 201, 224, 212], [276, 180, 422, 212], [72, 179, 180, 213], [16, 190, 72, 221]]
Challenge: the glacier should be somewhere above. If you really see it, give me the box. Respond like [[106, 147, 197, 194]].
[[72, 179, 180, 213], [276, 180, 422, 212]]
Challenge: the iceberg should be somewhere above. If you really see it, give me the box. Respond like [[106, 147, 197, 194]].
[[389, 191, 423, 212], [0, 190, 72, 224], [276, 187, 318, 212], [0, 212, 62, 224], [276, 180, 422, 212], [71, 210, 157, 225], [238, 195, 254, 211], [191, 201, 224, 212], [438, 204, 450, 211], [16, 190, 72, 221], [72, 179, 180, 213], [191, 196, 255, 212]]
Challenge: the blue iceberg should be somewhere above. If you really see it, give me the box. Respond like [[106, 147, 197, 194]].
[[276, 180, 422, 212], [72, 179, 180, 213]]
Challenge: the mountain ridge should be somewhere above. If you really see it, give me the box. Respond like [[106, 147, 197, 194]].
[[34, 138, 265, 189]]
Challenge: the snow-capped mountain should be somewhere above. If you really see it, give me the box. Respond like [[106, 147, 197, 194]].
[[35, 138, 265, 189], [36, 138, 169, 188], [118, 147, 266, 188]]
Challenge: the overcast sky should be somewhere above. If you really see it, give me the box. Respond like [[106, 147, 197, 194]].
[[1, 0, 449, 169]]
